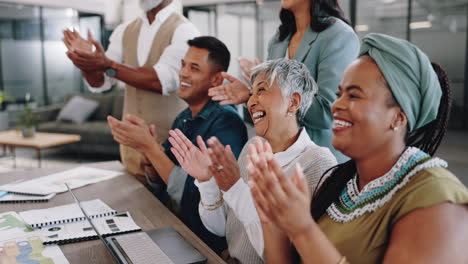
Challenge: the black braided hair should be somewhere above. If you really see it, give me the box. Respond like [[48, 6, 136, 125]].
[[310, 62, 453, 221], [405, 62, 452, 156]]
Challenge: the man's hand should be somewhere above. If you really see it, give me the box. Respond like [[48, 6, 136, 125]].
[[107, 114, 159, 154], [140, 124, 157, 165], [208, 72, 250, 105], [169, 129, 212, 182], [63, 29, 93, 53], [206, 137, 241, 192], [66, 32, 111, 72]]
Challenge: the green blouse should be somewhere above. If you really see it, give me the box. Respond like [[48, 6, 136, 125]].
[[318, 167, 468, 264]]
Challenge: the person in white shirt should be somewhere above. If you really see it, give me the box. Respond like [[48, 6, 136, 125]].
[[168, 58, 337, 263], [63, 0, 200, 181]]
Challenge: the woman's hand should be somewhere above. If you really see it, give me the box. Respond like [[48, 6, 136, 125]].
[[168, 129, 212, 182], [238, 56, 260, 84], [206, 137, 241, 191], [208, 72, 250, 105], [248, 139, 314, 239]]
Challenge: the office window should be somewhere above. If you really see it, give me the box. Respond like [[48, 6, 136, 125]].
[[42, 7, 81, 105], [355, 0, 408, 39], [216, 3, 256, 78], [0, 20, 13, 39], [186, 6, 216, 36], [410, 0, 467, 128], [0, 3, 103, 107], [0, 4, 44, 105], [258, 1, 281, 61]]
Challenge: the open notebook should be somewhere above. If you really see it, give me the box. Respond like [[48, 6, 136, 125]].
[[18, 199, 141, 245], [64, 184, 207, 264]]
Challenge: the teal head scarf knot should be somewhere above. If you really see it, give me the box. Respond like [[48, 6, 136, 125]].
[[359, 33, 442, 132]]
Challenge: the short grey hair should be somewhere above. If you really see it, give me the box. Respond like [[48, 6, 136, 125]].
[[250, 58, 317, 120]]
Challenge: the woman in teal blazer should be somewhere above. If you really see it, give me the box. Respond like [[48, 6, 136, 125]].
[[209, 0, 359, 162]]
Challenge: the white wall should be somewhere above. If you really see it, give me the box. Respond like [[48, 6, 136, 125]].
[[120, 0, 183, 25], [182, 0, 254, 7], [6, 0, 107, 14], [5, 0, 182, 29]]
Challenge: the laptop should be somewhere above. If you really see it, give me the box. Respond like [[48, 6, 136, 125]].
[[65, 184, 207, 264]]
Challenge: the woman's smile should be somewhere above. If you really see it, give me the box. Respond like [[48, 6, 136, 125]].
[[332, 116, 353, 133], [251, 110, 266, 124]]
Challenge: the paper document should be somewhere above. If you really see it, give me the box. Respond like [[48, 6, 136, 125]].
[[0, 212, 69, 264], [0, 166, 122, 195]]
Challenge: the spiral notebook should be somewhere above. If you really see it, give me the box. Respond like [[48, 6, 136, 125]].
[[19, 199, 117, 228], [0, 192, 55, 203], [40, 212, 141, 245]]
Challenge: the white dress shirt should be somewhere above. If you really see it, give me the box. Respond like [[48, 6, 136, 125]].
[[195, 128, 337, 259], [87, 1, 200, 95]]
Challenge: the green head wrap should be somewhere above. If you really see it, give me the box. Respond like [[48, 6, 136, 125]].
[[359, 33, 442, 132]]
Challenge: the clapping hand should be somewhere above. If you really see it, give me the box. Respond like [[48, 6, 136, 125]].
[[208, 72, 250, 105], [247, 139, 314, 239], [107, 114, 158, 154], [238, 56, 260, 84], [66, 31, 111, 72], [206, 137, 241, 191], [63, 29, 93, 53], [169, 129, 212, 182]]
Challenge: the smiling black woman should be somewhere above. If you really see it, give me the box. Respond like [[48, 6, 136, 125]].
[[248, 33, 468, 264]]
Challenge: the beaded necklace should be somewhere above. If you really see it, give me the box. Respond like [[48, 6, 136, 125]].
[[327, 147, 448, 223]]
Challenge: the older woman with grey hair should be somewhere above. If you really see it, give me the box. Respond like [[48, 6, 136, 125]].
[[168, 58, 337, 263]]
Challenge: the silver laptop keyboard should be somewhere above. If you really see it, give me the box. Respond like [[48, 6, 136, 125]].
[[115, 232, 174, 264]]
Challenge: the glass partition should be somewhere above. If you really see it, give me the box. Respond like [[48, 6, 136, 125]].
[[43, 7, 80, 105], [355, 0, 408, 39], [0, 2, 103, 108], [0, 4, 44, 105]]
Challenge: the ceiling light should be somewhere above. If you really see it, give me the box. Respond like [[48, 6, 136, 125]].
[[410, 21, 432, 29], [355, 25, 369, 32]]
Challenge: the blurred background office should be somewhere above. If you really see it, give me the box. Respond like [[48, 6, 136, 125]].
[[0, 0, 466, 178]]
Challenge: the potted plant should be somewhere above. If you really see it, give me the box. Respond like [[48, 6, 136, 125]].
[[17, 93, 36, 137], [0, 91, 12, 131]]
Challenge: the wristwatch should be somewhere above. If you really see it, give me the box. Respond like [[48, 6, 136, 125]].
[[105, 61, 118, 78]]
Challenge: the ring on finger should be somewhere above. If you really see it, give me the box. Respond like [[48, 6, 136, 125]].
[[217, 165, 224, 171]]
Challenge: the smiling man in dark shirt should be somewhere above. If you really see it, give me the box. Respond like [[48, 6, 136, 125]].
[[107, 36, 248, 254]]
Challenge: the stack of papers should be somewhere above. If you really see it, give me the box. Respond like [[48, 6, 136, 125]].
[[0, 166, 122, 196]]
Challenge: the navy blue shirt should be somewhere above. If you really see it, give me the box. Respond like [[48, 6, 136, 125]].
[[161, 99, 248, 254]]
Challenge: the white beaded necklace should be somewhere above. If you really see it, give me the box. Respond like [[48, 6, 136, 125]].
[[327, 147, 448, 223]]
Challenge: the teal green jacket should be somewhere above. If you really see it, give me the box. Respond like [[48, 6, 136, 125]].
[[267, 18, 359, 162]]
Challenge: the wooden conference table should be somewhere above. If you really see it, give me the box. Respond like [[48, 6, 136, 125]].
[[0, 161, 225, 264]]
